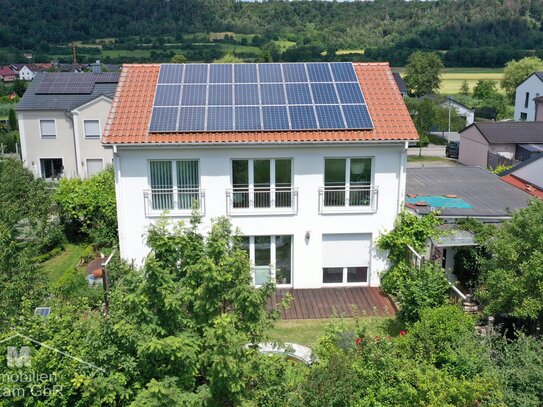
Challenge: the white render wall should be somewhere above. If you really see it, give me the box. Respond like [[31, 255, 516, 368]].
[[514, 75, 543, 121], [511, 157, 543, 189], [113, 143, 407, 289]]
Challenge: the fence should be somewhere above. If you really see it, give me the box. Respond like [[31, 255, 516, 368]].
[[487, 152, 519, 170]]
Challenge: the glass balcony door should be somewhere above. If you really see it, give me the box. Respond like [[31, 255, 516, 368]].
[[324, 157, 372, 207]]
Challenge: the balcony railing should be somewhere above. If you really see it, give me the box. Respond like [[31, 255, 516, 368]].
[[318, 185, 378, 213], [226, 187, 298, 215], [143, 188, 205, 217]]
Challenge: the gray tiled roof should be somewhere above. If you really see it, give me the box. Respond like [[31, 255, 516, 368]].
[[393, 72, 407, 93], [468, 122, 543, 144], [16, 72, 119, 111], [534, 72, 543, 82], [406, 167, 532, 218]]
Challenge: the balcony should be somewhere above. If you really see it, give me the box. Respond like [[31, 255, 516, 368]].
[[143, 188, 205, 217], [226, 187, 298, 215], [318, 185, 378, 214]]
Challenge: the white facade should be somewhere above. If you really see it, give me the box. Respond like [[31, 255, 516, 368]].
[[113, 142, 408, 289], [441, 99, 475, 126], [508, 156, 543, 189], [18, 66, 36, 81], [514, 73, 543, 121], [18, 96, 114, 179]]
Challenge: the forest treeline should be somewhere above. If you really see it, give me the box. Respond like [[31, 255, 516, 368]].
[[1, 0, 543, 66]]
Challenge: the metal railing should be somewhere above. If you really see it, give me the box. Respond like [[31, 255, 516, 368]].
[[226, 187, 298, 215], [318, 185, 378, 213], [143, 188, 205, 216]]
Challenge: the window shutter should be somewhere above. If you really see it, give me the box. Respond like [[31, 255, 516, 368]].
[[84, 120, 101, 138]]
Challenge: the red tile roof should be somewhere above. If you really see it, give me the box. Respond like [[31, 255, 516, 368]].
[[501, 174, 543, 199], [103, 63, 418, 145]]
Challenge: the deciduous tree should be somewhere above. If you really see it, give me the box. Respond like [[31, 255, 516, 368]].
[[502, 56, 543, 100], [404, 51, 444, 97]]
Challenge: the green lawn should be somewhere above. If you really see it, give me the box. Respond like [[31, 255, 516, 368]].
[[40, 243, 88, 286], [337, 49, 365, 55], [268, 317, 400, 347], [407, 155, 449, 162]]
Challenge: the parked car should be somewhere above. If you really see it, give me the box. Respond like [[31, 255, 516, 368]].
[[446, 141, 459, 158]]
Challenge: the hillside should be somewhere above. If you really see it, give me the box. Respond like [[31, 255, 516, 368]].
[[1, 0, 542, 66]]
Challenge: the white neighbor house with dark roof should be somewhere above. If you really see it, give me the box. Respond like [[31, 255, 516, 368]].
[[103, 62, 418, 289], [16, 72, 119, 179], [514, 72, 543, 121]]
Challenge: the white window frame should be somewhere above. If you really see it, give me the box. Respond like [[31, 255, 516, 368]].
[[83, 119, 101, 139], [145, 159, 203, 217], [322, 266, 369, 286], [39, 119, 57, 139], [244, 235, 293, 288]]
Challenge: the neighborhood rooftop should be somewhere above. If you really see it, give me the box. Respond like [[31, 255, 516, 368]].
[[103, 62, 418, 144], [465, 122, 543, 144], [406, 167, 532, 219], [16, 72, 120, 111]]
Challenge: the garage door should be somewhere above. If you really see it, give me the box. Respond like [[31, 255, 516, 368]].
[[322, 233, 371, 284]]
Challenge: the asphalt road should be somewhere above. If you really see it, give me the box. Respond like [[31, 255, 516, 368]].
[[407, 144, 461, 168]]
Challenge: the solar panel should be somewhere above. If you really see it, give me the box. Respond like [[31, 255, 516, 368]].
[[158, 64, 184, 84], [290, 105, 318, 130], [180, 84, 207, 106], [330, 62, 358, 82], [208, 84, 233, 105], [283, 63, 308, 82], [336, 82, 365, 104], [207, 107, 234, 131], [258, 64, 282, 83], [94, 72, 121, 83], [316, 105, 345, 129], [311, 83, 338, 104], [262, 106, 289, 130], [178, 107, 206, 131], [342, 104, 372, 129], [150, 107, 178, 132], [35, 72, 118, 94], [234, 84, 259, 105], [235, 64, 257, 83], [260, 84, 286, 105], [154, 85, 182, 106], [149, 62, 373, 132], [34, 307, 51, 317], [210, 64, 232, 83], [307, 63, 332, 82], [184, 64, 208, 83], [235, 106, 261, 130]]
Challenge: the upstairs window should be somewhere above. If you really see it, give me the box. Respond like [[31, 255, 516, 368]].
[[149, 160, 200, 211], [84, 120, 101, 139], [40, 120, 56, 139], [324, 158, 372, 207], [525, 92, 530, 108]]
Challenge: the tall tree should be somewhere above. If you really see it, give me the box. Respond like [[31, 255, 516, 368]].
[[403, 51, 444, 97], [477, 199, 543, 321], [502, 56, 543, 100], [8, 108, 17, 131]]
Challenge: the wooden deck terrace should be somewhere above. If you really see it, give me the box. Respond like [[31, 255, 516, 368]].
[[268, 287, 397, 319]]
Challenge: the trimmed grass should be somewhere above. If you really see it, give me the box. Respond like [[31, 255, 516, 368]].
[[268, 317, 400, 347], [337, 49, 365, 55], [274, 40, 296, 51], [40, 243, 88, 286], [407, 155, 449, 162]]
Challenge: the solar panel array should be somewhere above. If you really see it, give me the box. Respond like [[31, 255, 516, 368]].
[[35, 72, 120, 94], [150, 62, 373, 133]]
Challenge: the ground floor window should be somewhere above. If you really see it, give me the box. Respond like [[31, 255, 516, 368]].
[[40, 158, 63, 179], [241, 235, 292, 286], [322, 233, 371, 285], [86, 159, 104, 177]]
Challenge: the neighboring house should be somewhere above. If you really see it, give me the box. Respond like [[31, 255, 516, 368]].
[[16, 72, 119, 179], [406, 167, 532, 279], [458, 122, 543, 168], [514, 72, 543, 121], [441, 97, 475, 126], [0, 66, 17, 82], [393, 72, 408, 97], [501, 154, 543, 199], [11, 63, 54, 81], [103, 62, 419, 288]]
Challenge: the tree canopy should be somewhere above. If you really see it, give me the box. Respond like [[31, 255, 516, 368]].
[[502, 56, 543, 100], [404, 51, 444, 97]]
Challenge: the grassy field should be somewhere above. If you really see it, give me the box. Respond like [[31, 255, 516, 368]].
[[268, 317, 400, 347], [393, 67, 505, 95], [407, 155, 450, 163], [40, 243, 88, 286], [337, 49, 365, 55]]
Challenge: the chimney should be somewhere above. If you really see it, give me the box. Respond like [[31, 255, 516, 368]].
[[534, 96, 543, 122], [91, 60, 102, 74]]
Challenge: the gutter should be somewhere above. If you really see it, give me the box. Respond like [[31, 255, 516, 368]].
[[64, 110, 80, 178]]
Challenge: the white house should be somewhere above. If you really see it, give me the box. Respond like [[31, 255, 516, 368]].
[[514, 72, 543, 121], [18, 65, 36, 81], [103, 62, 419, 289], [442, 97, 475, 126], [16, 72, 119, 179]]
